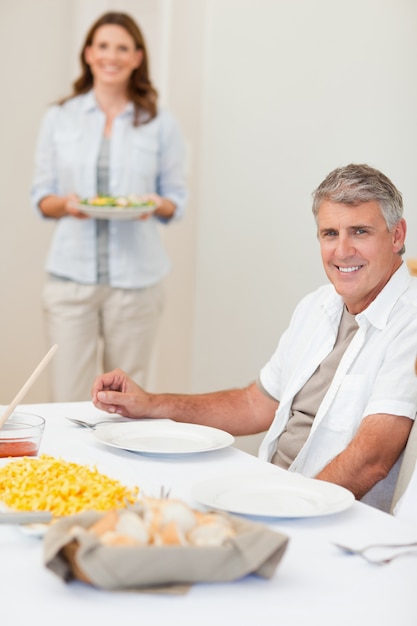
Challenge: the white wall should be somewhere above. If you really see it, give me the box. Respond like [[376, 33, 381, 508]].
[[192, 0, 417, 395], [0, 1, 72, 403], [1, 1, 417, 454]]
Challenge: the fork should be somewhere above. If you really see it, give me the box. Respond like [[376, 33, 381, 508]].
[[159, 485, 172, 499], [334, 541, 417, 565], [65, 417, 131, 430]]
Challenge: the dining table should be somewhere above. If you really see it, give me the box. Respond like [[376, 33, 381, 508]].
[[1, 400, 417, 626]]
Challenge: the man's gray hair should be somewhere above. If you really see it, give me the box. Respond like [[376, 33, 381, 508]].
[[312, 163, 403, 231]]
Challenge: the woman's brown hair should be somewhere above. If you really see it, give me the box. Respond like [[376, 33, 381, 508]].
[[60, 12, 158, 125]]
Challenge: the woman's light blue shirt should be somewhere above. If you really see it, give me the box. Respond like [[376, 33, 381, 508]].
[[31, 91, 187, 288]]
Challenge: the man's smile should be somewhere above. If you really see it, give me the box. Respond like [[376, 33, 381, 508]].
[[336, 265, 362, 273]]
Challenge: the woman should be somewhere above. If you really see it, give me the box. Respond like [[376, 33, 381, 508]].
[[31, 12, 187, 401]]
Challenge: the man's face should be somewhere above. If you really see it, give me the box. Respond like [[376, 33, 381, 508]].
[[317, 200, 406, 314]]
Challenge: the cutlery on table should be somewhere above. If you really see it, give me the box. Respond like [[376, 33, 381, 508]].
[[159, 485, 172, 499], [65, 417, 132, 429], [334, 541, 417, 565]]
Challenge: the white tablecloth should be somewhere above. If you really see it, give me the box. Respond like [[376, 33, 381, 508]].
[[1, 402, 417, 626]]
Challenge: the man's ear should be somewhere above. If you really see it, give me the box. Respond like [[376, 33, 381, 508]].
[[393, 218, 406, 253]]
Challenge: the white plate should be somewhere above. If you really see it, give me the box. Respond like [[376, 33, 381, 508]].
[[71, 203, 155, 220], [0, 502, 51, 537], [92, 421, 235, 455], [191, 472, 355, 518]]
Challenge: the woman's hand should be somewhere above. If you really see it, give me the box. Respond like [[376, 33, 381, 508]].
[[138, 193, 176, 220], [65, 194, 89, 219], [39, 193, 89, 219]]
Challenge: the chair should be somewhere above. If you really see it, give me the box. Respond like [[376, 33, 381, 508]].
[[390, 417, 417, 514], [406, 257, 417, 277]]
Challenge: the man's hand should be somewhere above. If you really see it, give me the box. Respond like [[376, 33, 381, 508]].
[[91, 369, 151, 418]]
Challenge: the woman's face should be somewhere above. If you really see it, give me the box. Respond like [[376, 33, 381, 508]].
[[85, 24, 142, 90]]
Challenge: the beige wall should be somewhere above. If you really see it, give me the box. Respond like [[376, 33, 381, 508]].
[[0, 0, 201, 404], [0, 1, 73, 404], [1, 1, 417, 457]]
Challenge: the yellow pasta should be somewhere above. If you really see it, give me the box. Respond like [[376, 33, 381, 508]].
[[0, 454, 139, 516]]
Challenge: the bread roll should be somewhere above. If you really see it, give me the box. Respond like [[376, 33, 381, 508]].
[[89, 509, 118, 536], [115, 510, 149, 545], [77, 499, 235, 548]]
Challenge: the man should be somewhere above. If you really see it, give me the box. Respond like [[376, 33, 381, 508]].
[[92, 163, 417, 512]]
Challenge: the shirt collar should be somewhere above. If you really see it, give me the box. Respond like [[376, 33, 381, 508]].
[[356, 262, 410, 329], [81, 90, 100, 113], [321, 261, 411, 330], [80, 90, 135, 118]]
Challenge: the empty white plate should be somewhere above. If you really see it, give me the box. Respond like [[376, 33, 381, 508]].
[[92, 420, 235, 455], [192, 472, 355, 518]]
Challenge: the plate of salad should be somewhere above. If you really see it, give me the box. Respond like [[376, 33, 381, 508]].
[[71, 195, 156, 220]]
